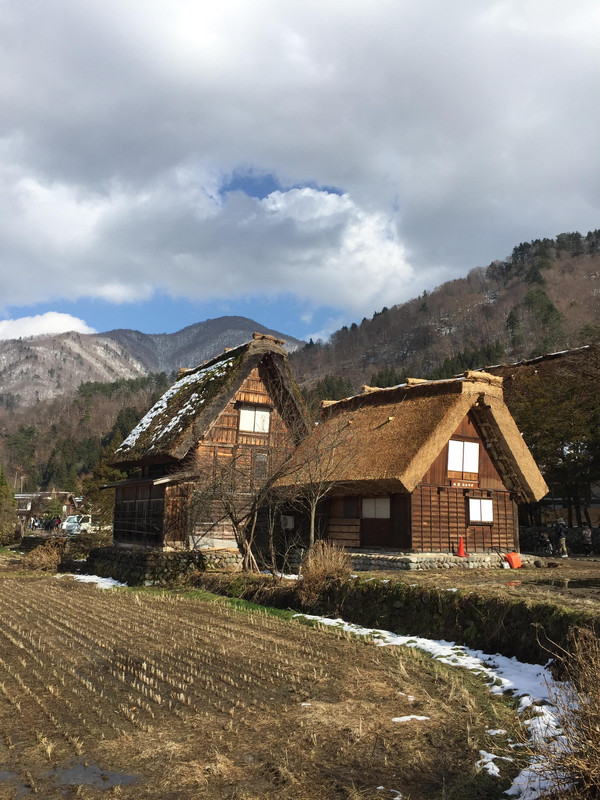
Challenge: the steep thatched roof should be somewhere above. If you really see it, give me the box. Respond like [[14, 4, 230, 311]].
[[279, 371, 548, 502], [113, 334, 306, 468]]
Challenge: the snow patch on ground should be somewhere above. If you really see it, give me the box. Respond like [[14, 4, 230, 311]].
[[294, 614, 561, 799], [57, 573, 127, 589], [476, 749, 513, 777], [260, 570, 300, 580]]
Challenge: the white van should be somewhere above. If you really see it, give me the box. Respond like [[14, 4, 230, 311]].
[[62, 514, 94, 535]]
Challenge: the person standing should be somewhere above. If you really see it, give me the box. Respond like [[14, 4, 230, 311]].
[[556, 518, 568, 557]]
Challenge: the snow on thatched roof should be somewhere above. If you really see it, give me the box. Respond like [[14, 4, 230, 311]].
[[113, 333, 303, 467], [279, 371, 548, 502]]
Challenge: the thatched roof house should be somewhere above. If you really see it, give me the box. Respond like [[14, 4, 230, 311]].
[[279, 371, 548, 553], [113, 333, 306, 469], [109, 333, 306, 549]]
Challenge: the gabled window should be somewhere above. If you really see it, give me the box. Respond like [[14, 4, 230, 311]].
[[468, 498, 493, 523], [361, 497, 390, 519], [448, 439, 479, 474], [239, 405, 271, 433]]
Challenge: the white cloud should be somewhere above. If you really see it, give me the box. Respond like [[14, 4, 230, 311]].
[[0, 313, 96, 340], [1, 0, 600, 322]]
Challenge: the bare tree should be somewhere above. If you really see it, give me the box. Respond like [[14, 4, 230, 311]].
[[174, 446, 295, 572], [166, 405, 355, 571], [273, 410, 357, 547]]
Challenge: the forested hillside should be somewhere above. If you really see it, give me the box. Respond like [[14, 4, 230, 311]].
[[0, 374, 169, 493], [0, 317, 302, 408], [486, 346, 600, 527], [291, 229, 600, 392]]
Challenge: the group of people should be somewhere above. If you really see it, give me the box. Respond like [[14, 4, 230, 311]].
[[536, 518, 594, 557], [28, 515, 62, 532]]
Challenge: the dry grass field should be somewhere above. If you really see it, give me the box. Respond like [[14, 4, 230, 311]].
[[0, 572, 525, 800]]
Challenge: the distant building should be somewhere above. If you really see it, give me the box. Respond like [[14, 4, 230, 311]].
[[15, 491, 79, 521]]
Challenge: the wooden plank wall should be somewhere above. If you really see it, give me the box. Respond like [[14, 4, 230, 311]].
[[163, 366, 299, 547], [114, 482, 165, 545], [327, 518, 360, 547], [328, 494, 411, 549], [422, 412, 506, 491], [411, 486, 517, 552], [201, 367, 292, 464]]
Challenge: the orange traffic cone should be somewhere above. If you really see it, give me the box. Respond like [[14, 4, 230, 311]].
[[457, 536, 466, 557]]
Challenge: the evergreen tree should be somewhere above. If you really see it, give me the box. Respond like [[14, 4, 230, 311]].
[[0, 466, 18, 545], [370, 366, 404, 387]]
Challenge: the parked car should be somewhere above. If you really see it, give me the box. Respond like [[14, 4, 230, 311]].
[[62, 514, 94, 536], [61, 515, 80, 534]]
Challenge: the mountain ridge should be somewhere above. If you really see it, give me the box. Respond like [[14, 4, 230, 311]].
[[0, 316, 304, 408]]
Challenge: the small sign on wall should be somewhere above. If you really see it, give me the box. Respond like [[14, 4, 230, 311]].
[[450, 480, 478, 488]]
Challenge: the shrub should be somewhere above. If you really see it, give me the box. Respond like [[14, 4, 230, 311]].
[[298, 540, 352, 608], [63, 529, 112, 560], [536, 627, 600, 798], [0, 524, 21, 547], [23, 539, 66, 572]]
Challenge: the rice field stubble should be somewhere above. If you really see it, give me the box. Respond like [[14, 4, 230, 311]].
[[0, 576, 523, 799]]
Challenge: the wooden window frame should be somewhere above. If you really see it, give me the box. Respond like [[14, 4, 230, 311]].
[[251, 450, 269, 481], [468, 497, 493, 524], [448, 439, 479, 475], [238, 405, 271, 433], [361, 497, 391, 519]]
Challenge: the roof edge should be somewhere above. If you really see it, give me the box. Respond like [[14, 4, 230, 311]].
[[322, 370, 504, 417]]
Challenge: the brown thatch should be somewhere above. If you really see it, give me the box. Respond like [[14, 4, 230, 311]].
[[278, 371, 548, 503], [112, 334, 306, 468]]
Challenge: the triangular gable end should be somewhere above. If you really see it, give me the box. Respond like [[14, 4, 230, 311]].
[[410, 408, 505, 490], [400, 391, 480, 493], [113, 335, 306, 469], [401, 387, 547, 502]]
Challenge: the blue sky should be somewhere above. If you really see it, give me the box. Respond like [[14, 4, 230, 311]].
[[2, 1, 600, 343]]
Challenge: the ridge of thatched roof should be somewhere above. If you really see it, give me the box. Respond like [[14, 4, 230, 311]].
[[281, 371, 547, 502], [113, 333, 304, 467], [467, 344, 591, 375]]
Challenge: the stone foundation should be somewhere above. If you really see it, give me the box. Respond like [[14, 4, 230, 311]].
[[86, 546, 242, 586], [349, 551, 534, 571], [288, 548, 534, 572], [19, 534, 61, 552]]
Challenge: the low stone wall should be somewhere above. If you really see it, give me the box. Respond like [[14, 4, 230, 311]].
[[19, 534, 65, 552], [86, 546, 242, 586]]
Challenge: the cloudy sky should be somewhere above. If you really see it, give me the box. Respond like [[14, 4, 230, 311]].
[[1, 0, 600, 342]]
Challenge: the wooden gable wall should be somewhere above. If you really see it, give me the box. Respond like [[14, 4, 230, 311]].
[[421, 411, 506, 491], [197, 365, 293, 464], [411, 410, 517, 553], [162, 366, 298, 548]]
